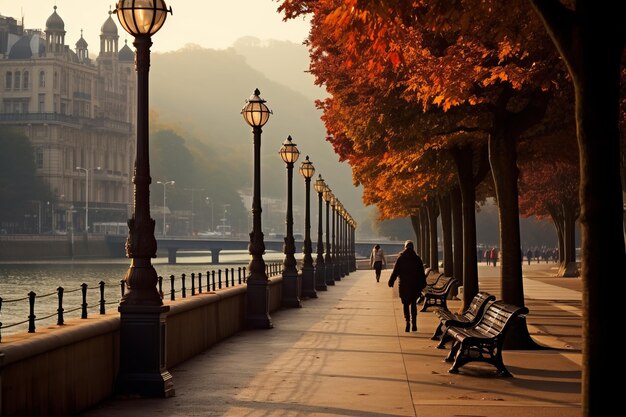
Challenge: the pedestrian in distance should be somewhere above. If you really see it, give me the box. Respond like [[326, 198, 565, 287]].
[[370, 244, 386, 282], [388, 240, 426, 333], [526, 248, 532, 265], [490, 247, 498, 267]]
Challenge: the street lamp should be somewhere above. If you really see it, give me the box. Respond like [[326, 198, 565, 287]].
[[156, 180, 175, 236], [314, 174, 327, 291], [330, 194, 340, 281], [184, 187, 204, 235], [205, 197, 214, 232], [75, 166, 101, 233], [241, 88, 273, 329], [279, 135, 301, 308], [299, 155, 316, 299], [114, 0, 173, 398], [323, 186, 335, 286]]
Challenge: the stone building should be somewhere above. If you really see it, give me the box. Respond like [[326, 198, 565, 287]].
[[0, 6, 136, 233]]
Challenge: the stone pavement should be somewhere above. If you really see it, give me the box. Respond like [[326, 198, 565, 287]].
[[81, 262, 582, 416]]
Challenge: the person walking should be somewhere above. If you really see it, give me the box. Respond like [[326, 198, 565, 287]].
[[388, 240, 426, 333], [490, 247, 498, 267], [370, 244, 387, 282], [526, 248, 532, 265]]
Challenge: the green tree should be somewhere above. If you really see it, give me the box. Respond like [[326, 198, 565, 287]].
[[0, 127, 51, 233]]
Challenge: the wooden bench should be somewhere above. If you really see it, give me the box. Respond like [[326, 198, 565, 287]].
[[431, 291, 496, 344], [417, 271, 443, 303], [419, 276, 458, 312], [444, 300, 529, 376]]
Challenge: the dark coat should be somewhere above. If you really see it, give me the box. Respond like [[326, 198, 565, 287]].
[[388, 248, 427, 303]]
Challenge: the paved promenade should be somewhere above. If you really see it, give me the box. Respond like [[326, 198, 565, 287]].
[[82, 262, 582, 416]]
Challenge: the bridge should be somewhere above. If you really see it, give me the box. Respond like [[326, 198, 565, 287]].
[[105, 235, 405, 264]]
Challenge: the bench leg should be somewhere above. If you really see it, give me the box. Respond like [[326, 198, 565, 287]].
[[449, 341, 471, 374], [436, 330, 451, 349], [431, 322, 443, 340], [420, 298, 430, 312], [492, 351, 513, 377], [445, 340, 460, 362]]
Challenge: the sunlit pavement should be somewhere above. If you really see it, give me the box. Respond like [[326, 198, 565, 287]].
[[82, 262, 581, 417]]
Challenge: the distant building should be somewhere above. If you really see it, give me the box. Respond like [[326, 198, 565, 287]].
[[0, 7, 136, 233]]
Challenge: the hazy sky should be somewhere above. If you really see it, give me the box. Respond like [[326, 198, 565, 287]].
[[2, 0, 311, 52]]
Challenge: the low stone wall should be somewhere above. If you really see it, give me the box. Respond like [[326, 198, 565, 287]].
[[0, 235, 112, 261], [0, 276, 283, 417]]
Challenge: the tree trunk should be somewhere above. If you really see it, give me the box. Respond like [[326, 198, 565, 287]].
[[489, 126, 541, 350], [439, 193, 454, 276], [528, 2, 626, 413], [450, 147, 478, 311], [427, 199, 439, 271], [559, 202, 579, 277], [548, 206, 566, 270], [488, 132, 524, 308], [410, 214, 420, 247], [421, 207, 430, 266], [412, 212, 422, 256], [451, 186, 463, 282]]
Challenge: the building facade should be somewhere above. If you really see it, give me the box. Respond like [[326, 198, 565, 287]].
[[0, 7, 136, 233]]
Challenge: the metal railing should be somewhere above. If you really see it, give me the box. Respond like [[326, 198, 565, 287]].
[[0, 262, 283, 342]]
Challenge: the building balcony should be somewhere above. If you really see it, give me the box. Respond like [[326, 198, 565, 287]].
[[0, 112, 131, 134]]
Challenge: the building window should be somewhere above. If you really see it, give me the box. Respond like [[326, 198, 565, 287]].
[[53, 72, 58, 89], [23, 71, 29, 89], [39, 71, 45, 88], [38, 94, 45, 113], [5, 72, 12, 89], [35, 147, 44, 169], [14, 71, 20, 89]]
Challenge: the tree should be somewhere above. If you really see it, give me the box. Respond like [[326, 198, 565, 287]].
[[527, 2, 626, 412], [0, 127, 52, 233]]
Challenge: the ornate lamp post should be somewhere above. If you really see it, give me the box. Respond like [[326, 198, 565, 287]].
[[313, 174, 327, 291], [323, 186, 335, 286], [279, 135, 301, 307], [338, 203, 348, 277], [299, 156, 316, 299], [337, 201, 345, 277], [156, 180, 175, 236], [241, 88, 273, 328], [331, 196, 341, 281], [114, 0, 173, 398]]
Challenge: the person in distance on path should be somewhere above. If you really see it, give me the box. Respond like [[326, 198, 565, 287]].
[[388, 240, 426, 332], [370, 244, 387, 282]]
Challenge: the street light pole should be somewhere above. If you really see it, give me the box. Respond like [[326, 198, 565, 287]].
[[241, 88, 273, 329], [76, 166, 101, 232], [205, 197, 214, 231], [157, 180, 175, 236], [114, 0, 173, 398], [184, 187, 204, 235], [299, 156, 316, 299], [314, 174, 327, 291], [323, 186, 335, 286], [279, 135, 301, 308]]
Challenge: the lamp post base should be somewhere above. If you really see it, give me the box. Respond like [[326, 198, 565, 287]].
[[315, 265, 328, 291], [281, 271, 302, 308], [117, 304, 174, 398], [325, 265, 336, 286], [301, 265, 317, 298], [246, 279, 273, 329]]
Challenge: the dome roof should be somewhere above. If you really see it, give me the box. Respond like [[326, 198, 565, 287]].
[[118, 40, 134, 62], [46, 6, 65, 31], [76, 31, 88, 48], [101, 12, 118, 35], [8, 36, 33, 59]]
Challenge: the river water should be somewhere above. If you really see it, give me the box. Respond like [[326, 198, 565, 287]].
[[0, 250, 287, 337]]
